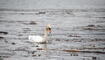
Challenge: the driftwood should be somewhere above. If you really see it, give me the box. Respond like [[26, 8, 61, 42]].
[[37, 48, 105, 54]]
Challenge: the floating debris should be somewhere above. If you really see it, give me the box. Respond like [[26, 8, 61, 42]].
[[29, 21, 37, 25], [87, 25, 95, 27], [65, 39, 69, 42], [36, 11, 46, 15], [32, 54, 37, 57], [62, 49, 105, 54], [81, 51, 105, 54], [21, 21, 37, 25], [35, 45, 39, 47], [55, 38, 60, 41], [83, 47, 105, 50], [0, 36, 4, 39], [0, 31, 8, 35], [91, 38, 105, 42], [32, 54, 41, 57], [11, 42, 16, 45], [0, 56, 10, 59], [37, 48, 43, 50], [70, 53, 78, 56], [63, 49, 80, 52], [32, 51, 37, 54], [20, 13, 25, 15], [18, 34, 23, 36], [0, 52, 15, 58], [38, 54, 41, 56], [22, 28, 31, 31], [92, 56, 97, 60], [68, 34, 81, 37], [82, 24, 96, 30]]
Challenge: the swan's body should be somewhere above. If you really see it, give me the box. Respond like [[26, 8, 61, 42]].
[[28, 24, 51, 43], [29, 35, 45, 43]]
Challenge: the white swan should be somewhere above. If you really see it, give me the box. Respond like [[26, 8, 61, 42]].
[[29, 24, 51, 43]]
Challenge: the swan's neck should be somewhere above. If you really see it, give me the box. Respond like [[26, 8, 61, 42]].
[[44, 29, 48, 38]]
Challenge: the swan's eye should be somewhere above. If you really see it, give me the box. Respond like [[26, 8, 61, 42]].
[[46, 28, 51, 31], [46, 27, 51, 33]]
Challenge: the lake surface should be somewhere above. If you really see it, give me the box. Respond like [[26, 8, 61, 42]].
[[0, 8, 105, 60]]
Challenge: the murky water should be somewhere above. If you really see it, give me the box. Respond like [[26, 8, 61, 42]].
[[0, 8, 105, 60]]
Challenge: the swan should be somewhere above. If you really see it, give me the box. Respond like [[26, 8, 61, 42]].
[[29, 24, 51, 43]]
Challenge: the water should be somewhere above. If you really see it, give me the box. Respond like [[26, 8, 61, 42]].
[[0, 8, 105, 60], [0, 0, 105, 60]]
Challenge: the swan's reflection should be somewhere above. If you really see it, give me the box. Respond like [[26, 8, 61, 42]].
[[37, 43, 47, 50], [31, 43, 48, 57]]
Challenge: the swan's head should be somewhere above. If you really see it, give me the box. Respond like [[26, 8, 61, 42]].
[[46, 24, 51, 33]]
